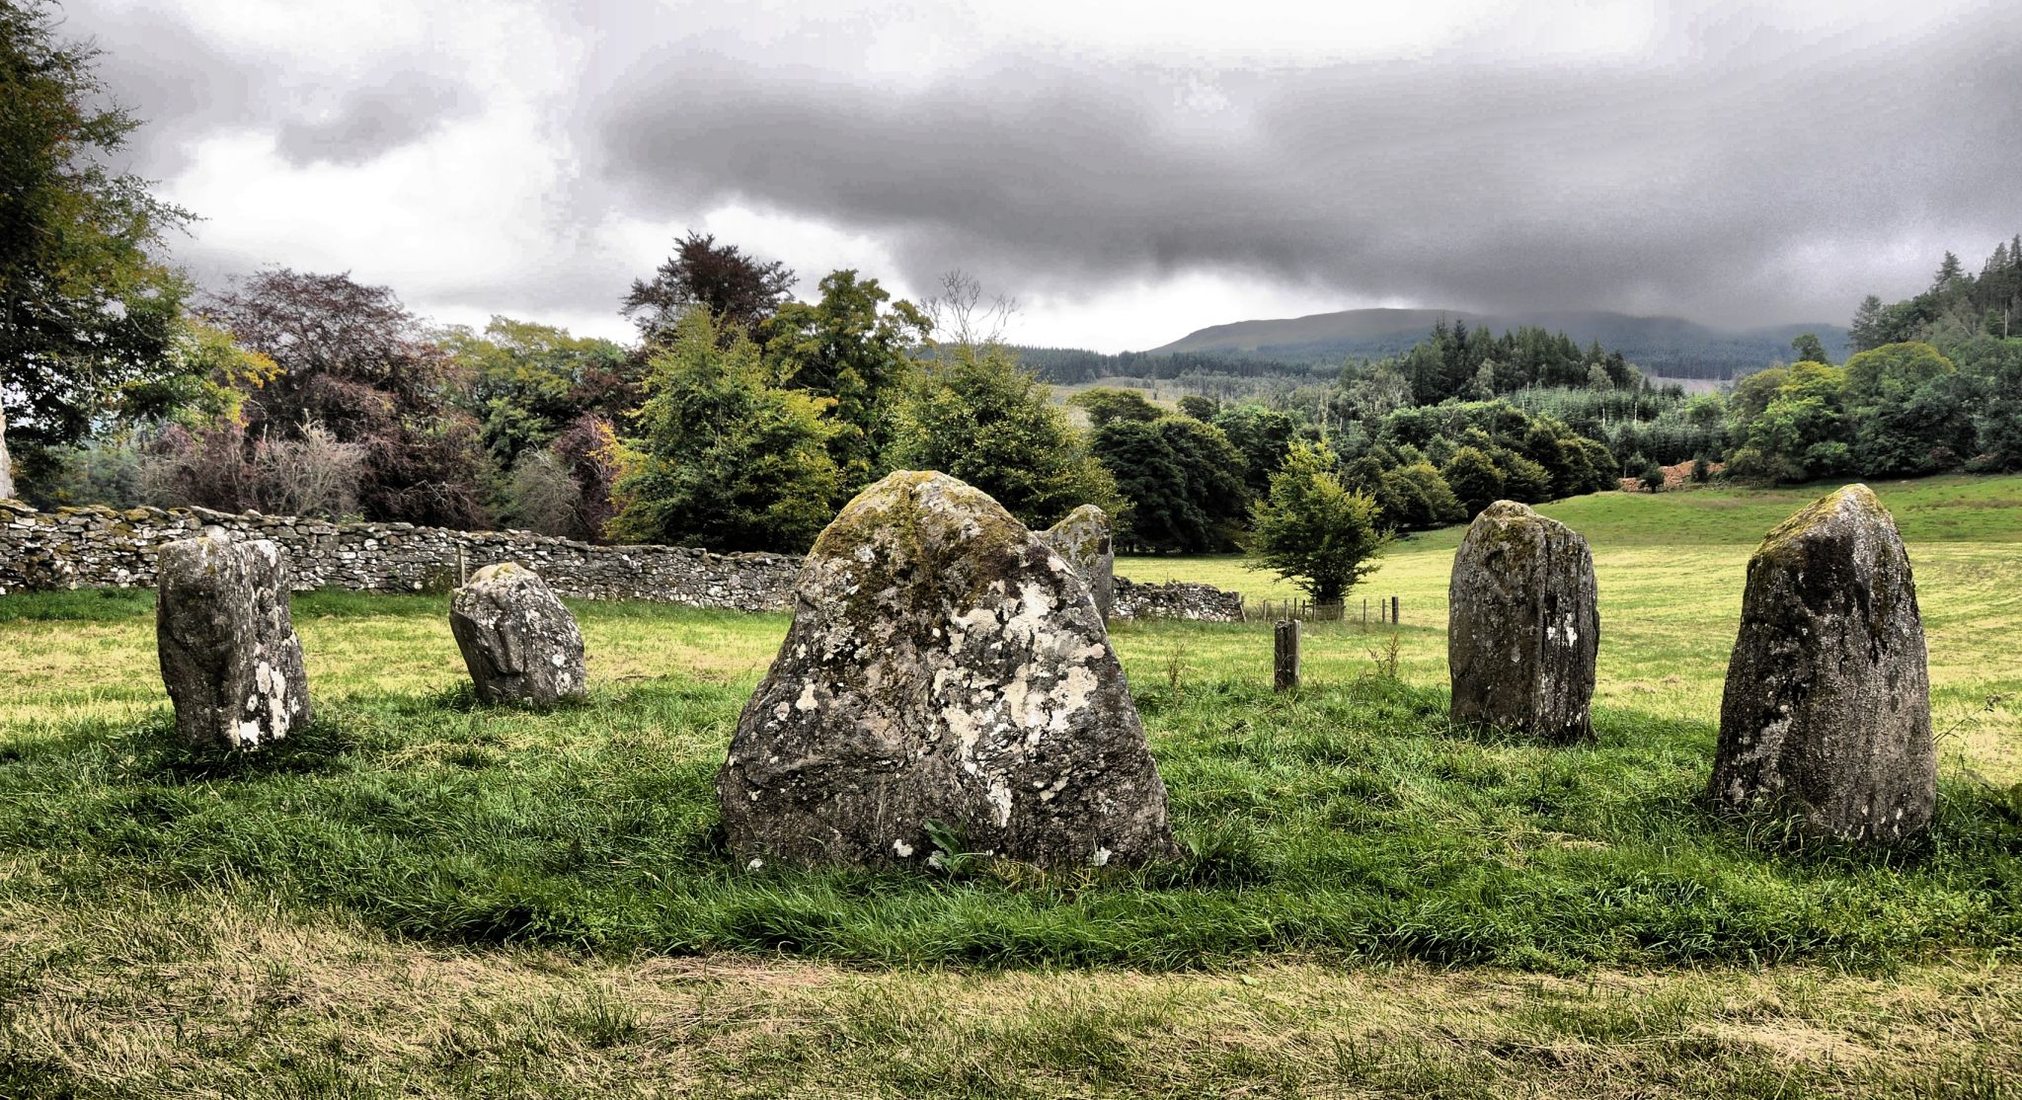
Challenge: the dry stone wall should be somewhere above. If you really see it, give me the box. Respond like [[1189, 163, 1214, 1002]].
[[0, 500, 798, 609], [0, 500, 1244, 620]]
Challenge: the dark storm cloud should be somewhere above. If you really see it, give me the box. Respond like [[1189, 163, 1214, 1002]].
[[584, 11, 2022, 327], [64, 4, 475, 175], [272, 72, 476, 167]]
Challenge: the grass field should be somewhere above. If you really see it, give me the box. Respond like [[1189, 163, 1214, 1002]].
[[3, 476, 2020, 1097]]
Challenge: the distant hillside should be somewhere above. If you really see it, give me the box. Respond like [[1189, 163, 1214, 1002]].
[[1148, 308, 1850, 380]]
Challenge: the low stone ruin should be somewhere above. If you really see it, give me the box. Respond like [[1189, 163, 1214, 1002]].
[[1040, 505, 1115, 620], [449, 562, 588, 706], [1709, 484, 1935, 844], [155, 528, 311, 749], [718, 471, 1178, 870], [1447, 500, 1599, 744]]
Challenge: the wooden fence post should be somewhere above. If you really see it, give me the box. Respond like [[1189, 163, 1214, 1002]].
[[1274, 619, 1300, 693], [1391, 595, 1400, 625]]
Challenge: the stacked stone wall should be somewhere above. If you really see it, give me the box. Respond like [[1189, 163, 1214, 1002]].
[[0, 500, 797, 609], [0, 501, 1245, 620]]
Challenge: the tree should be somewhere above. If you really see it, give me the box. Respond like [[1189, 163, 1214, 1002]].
[[762, 269, 929, 496], [1091, 416, 1248, 553], [622, 231, 795, 344], [441, 317, 635, 470], [1210, 404, 1298, 497], [1441, 445, 1506, 517], [607, 311, 839, 552], [1790, 332, 1831, 365], [1068, 386, 1162, 428], [203, 270, 494, 528], [1849, 295, 1888, 353], [1, 0, 197, 498], [1374, 462, 1465, 531], [1248, 441, 1387, 604], [889, 344, 1120, 529], [1176, 395, 1219, 421]]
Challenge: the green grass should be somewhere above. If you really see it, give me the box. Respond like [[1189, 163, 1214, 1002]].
[[4, 475, 2022, 1097]]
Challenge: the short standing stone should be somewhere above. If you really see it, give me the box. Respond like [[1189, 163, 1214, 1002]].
[[449, 562, 587, 705], [156, 528, 311, 748], [719, 471, 1177, 870], [1709, 484, 1934, 843], [1039, 504, 1115, 620], [1447, 500, 1599, 744]]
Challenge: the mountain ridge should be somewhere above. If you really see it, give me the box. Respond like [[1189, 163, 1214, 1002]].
[[1147, 307, 1849, 380]]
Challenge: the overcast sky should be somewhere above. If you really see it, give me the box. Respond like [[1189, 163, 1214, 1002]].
[[62, 0, 2022, 351]]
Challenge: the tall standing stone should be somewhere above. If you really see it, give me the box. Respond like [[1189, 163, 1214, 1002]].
[[1040, 504, 1115, 620], [1447, 500, 1599, 744], [156, 528, 311, 749], [449, 562, 587, 706], [719, 471, 1177, 870], [1710, 484, 1934, 844]]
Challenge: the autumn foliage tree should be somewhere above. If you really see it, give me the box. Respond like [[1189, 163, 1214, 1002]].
[[623, 231, 796, 344], [202, 270, 494, 528]]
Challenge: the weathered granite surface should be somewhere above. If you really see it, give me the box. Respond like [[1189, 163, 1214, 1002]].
[[1447, 500, 1600, 744], [450, 562, 588, 706], [1040, 505, 1115, 620], [719, 471, 1179, 870], [155, 529, 311, 749], [1710, 484, 1935, 844]]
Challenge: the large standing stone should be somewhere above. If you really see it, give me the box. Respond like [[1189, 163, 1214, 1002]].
[[449, 562, 587, 706], [719, 471, 1177, 870], [1448, 500, 1599, 744], [1709, 484, 1934, 844], [1039, 504, 1115, 620], [156, 528, 311, 748]]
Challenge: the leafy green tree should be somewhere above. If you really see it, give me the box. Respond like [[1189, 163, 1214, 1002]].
[[1092, 416, 1248, 553], [1, 0, 197, 497], [1210, 404, 1298, 497], [1441, 445, 1506, 517], [763, 269, 929, 496], [608, 311, 839, 551], [1375, 462, 1465, 531], [442, 317, 635, 468], [1790, 332, 1831, 364], [889, 344, 1120, 529], [1842, 342, 1967, 476], [1068, 386, 1162, 428], [1248, 441, 1387, 604], [1176, 395, 1219, 420]]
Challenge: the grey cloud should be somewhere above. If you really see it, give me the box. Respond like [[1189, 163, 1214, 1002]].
[[272, 72, 476, 167], [63, 4, 476, 174], [582, 12, 2022, 330]]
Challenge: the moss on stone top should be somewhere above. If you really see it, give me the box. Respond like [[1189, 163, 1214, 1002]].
[[467, 561, 531, 584], [1754, 484, 1891, 565], [810, 471, 1042, 631]]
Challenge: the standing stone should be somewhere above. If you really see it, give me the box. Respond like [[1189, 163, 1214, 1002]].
[[1039, 504, 1115, 620], [449, 562, 587, 706], [1710, 484, 1934, 844], [156, 528, 311, 749], [719, 471, 1177, 870], [1448, 500, 1599, 744]]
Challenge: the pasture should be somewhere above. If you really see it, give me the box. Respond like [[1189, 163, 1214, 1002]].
[[2, 477, 2019, 1097]]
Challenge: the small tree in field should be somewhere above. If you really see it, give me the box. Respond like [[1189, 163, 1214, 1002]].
[[1248, 441, 1387, 605]]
